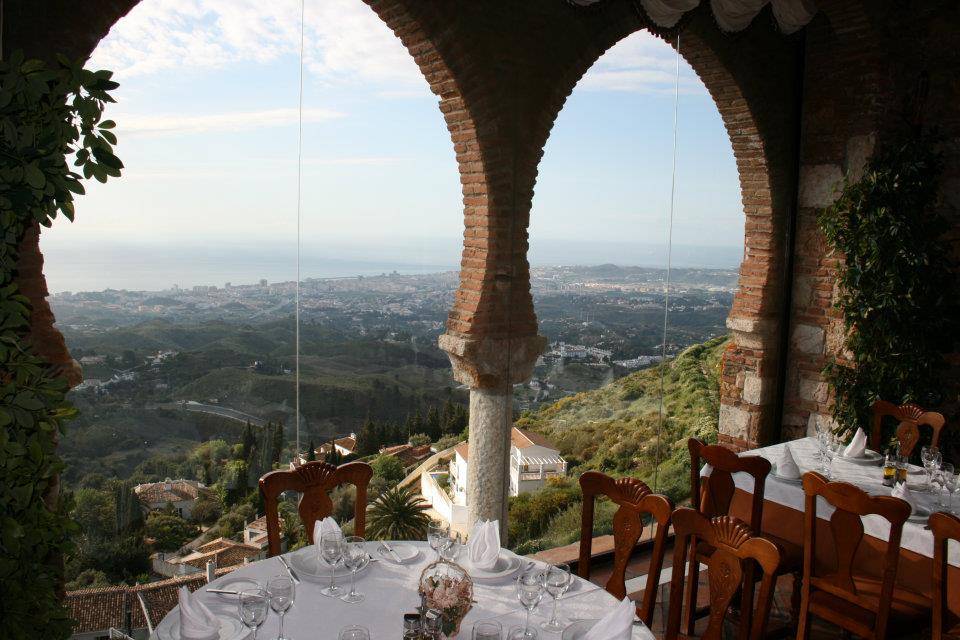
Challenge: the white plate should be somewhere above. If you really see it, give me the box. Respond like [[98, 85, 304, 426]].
[[288, 547, 372, 582], [838, 449, 883, 464], [156, 612, 248, 640], [561, 619, 597, 640], [206, 576, 260, 599], [374, 542, 420, 564], [459, 552, 523, 583]]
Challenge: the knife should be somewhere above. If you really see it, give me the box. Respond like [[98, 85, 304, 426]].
[[278, 555, 300, 583], [206, 588, 239, 595], [380, 541, 403, 563]]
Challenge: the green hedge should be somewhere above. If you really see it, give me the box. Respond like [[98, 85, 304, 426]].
[[0, 52, 122, 639]]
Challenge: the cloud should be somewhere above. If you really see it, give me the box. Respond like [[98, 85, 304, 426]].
[[578, 31, 708, 95], [90, 0, 428, 92], [114, 107, 343, 136]]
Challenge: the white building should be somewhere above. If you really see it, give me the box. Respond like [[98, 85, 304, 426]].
[[449, 427, 567, 505]]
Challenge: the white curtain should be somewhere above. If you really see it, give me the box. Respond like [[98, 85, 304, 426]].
[[569, 0, 817, 34]]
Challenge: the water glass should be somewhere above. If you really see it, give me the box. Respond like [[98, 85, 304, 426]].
[[472, 621, 503, 640], [938, 463, 955, 509], [507, 625, 538, 640], [267, 576, 295, 640], [440, 531, 463, 562], [319, 531, 344, 597], [339, 625, 370, 640], [341, 536, 369, 604], [540, 563, 571, 632], [922, 446, 942, 489], [238, 588, 269, 640], [516, 568, 545, 634], [428, 521, 449, 560]]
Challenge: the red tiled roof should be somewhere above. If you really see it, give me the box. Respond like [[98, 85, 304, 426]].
[[511, 427, 556, 450], [67, 567, 238, 634], [134, 479, 203, 505], [454, 442, 469, 462]]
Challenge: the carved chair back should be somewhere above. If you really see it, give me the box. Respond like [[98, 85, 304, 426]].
[[796, 471, 911, 640], [665, 508, 783, 640], [688, 438, 771, 532], [931, 511, 960, 640], [577, 471, 673, 626], [870, 400, 946, 457], [259, 460, 373, 557]]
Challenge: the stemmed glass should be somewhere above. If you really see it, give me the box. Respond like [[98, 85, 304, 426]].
[[238, 588, 270, 640], [339, 625, 370, 640], [823, 435, 842, 480], [319, 531, 345, 598], [341, 536, 370, 604], [428, 521, 449, 560], [266, 576, 295, 640], [440, 531, 462, 562], [472, 621, 503, 640], [540, 563, 571, 632], [937, 463, 955, 509], [516, 567, 545, 639], [922, 446, 943, 490]]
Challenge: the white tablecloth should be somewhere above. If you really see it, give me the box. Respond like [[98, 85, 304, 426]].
[[705, 436, 956, 564], [152, 541, 655, 639]]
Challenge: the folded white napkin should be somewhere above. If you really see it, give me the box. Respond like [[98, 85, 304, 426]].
[[583, 596, 635, 640], [467, 519, 500, 570], [777, 444, 801, 479], [843, 427, 867, 458], [891, 482, 918, 512], [313, 516, 342, 544], [178, 586, 220, 640]]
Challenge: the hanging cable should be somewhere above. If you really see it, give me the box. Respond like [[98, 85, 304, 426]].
[[294, 0, 305, 459], [654, 33, 681, 491]]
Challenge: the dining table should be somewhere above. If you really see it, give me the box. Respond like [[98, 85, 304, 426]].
[[150, 540, 656, 640], [706, 435, 960, 608]]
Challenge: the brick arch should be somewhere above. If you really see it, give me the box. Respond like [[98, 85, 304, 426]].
[[522, 1, 805, 448]]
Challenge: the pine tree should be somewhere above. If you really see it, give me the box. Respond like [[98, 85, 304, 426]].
[[272, 421, 284, 464], [425, 406, 441, 441], [356, 416, 380, 457], [306, 440, 316, 462], [241, 422, 255, 460]]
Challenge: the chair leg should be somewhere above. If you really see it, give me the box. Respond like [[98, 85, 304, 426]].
[[789, 573, 801, 628], [683, 549, 700, 636], [795, 585, 811, 640]]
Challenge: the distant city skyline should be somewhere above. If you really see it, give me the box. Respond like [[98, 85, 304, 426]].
[[41, 0, 745, 293]]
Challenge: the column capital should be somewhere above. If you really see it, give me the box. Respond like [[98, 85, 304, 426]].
[[438, 333, 548, 390]]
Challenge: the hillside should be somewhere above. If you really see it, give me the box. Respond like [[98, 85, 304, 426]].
[[516, 335, 728, 503]]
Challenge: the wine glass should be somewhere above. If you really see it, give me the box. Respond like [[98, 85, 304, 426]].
[[238, 588, 269, 640], [339, 625, 370, 640], [472, 621, 502, 640], [937, 463, 955, 508], [516, 568, 545, 638], [507, 626, 538, 640], [440, 531, 462, 562], [951, 471, 960, 514], [340, 536, 370, 604], [824, 435, 842, 480], [816, 431, 830, 472], [428, 521, 449, 560], [540, 563, 571, 632], [266, 576, 295, 640], [319, 531, 345, 597], [922, 446, 942, 489]]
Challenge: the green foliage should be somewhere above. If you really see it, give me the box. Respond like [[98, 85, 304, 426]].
[[0, 51, 122, 639], [371, 454, 406, 484], [144, 513, 199, 552], [366, 485, 431, 541], [408, 432, 432, 447], [818, 133, 955, 437], [64, 568, 110, 591], [190, 493, 222, 525], [507, 478, 580, 548], [72, 488, 116, 539]]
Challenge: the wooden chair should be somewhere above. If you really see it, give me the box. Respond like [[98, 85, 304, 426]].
[[259, 460, 373, 557], [931, 511, 960, 640], [577, 471, 674, 627], [796, 471, 931, 640], [870, 400, 946, 457], [685, 438, 803, 634], [665, 508, 784, 640]]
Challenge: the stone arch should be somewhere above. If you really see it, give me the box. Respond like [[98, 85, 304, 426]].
[[513, 1, 805, 450]]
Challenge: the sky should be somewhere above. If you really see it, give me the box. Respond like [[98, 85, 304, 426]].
[[40, 0, 745, 292]]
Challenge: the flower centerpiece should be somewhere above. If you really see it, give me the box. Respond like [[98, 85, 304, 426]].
[[418, 559, 474, 638]]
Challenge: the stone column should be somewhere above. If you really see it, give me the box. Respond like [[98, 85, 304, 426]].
[[439, 333, 547, 544]]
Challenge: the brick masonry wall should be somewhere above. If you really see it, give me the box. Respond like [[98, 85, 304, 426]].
[[780, 0, 960, 441]]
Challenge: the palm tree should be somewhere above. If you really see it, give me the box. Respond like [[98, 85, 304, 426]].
[[366, 485, 431, 541]]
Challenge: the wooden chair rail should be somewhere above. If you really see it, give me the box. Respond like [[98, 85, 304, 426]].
[[870, 399, 946, 458], [931, 511, 960, 640], [578, 470, 673, 627], [258, 460, 373, 557]]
